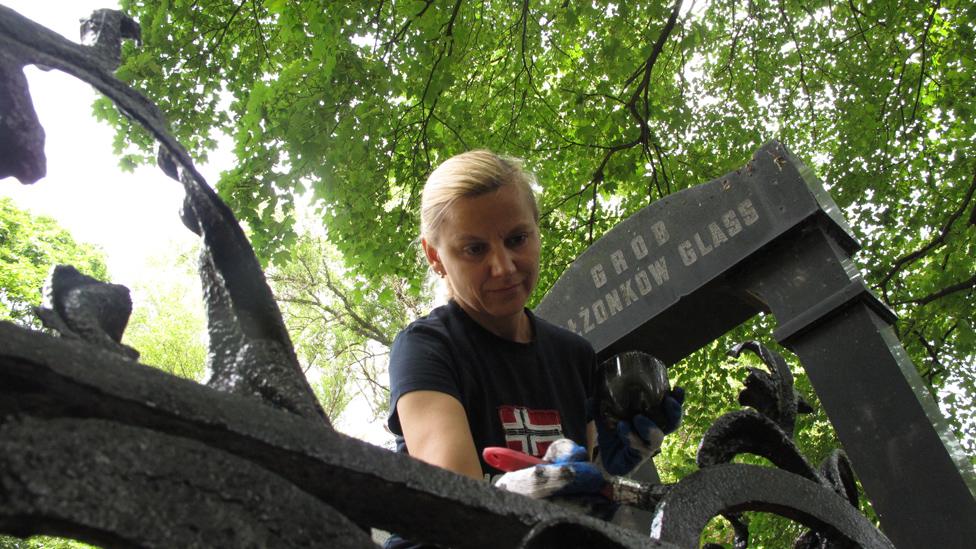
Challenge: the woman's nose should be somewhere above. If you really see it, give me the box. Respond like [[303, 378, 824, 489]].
[[488, 247, 517, 276]]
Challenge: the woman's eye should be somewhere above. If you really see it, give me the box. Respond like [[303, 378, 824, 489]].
[[506, 233, 528, 246], [463, 244, 486, 255]]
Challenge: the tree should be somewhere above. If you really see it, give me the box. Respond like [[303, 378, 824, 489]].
[[267, 233, 428, 420], [119, 237, 384, 421], [0, 197, 109, 327], [121, 243, 208, 382], [100, 0, 975, 543]]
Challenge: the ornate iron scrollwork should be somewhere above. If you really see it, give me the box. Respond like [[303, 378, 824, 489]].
[[650, 341, 888, 548], [592, 342, 889, 548], [34, 264, 139, 360]]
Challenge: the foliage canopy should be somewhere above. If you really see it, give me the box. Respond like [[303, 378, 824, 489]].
[[0, 197, 108, 327]]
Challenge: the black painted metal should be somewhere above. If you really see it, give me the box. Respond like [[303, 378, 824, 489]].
[[694, 342, 880, 547], [34, 264, 139, 360], [649, 464, 894, 549], [601, 342, 893, 547], [0, 50, 45, 183], [0, 322, 653, 549], [536, 141, 860, 365], [735, 226, 976, 548], [536, 142, 976, 546], [0, 417, 374, 548], [730, 340, 811, 437], [820, 450, 859, 508], [697, 410, 821, 481]]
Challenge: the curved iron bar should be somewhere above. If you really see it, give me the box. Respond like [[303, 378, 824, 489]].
[[0, 416, 373, 548], [697, 409, 824, 483], [681, 342, 888, 548], [649, 464, 894, 549], [820, 450, 860, 508], [33, 265, 139, 360], [0, 322, 656, 548], [0, 4, 325, 423], [518, 519, 653, 549], [727, 515, 750, 549], [0, 48, 45, 182], [730, 340, 812, 437]]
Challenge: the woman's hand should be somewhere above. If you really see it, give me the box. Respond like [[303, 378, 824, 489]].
[[596, 387, 685, 476], [494, 439, 606, 499]]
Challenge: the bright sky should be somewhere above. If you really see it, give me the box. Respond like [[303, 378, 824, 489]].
[[0, 0, 215, 288]]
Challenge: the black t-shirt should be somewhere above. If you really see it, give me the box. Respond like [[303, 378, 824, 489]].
[[387, 300, 596, 480]]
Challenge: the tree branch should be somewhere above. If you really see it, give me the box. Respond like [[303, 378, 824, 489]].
[[587, 169, 599, 243], [248, 0, 272, 66], [879, 164, 976, 298], [893, 273, 976, 307], [442, 0, 463, 38], [777, 0, 817, 135], [383, 0, 435, 57], [846, 0, 872, 50], [431, 112, 469, 149], [539, 137, 641, 220], [545, 0, 682, 226], [272, 249, 393, 347], [519, 0, 534, 90], [913, 328, 944, 384], [305, 255, 393, 347], [206, 1, 246, 56], [722, 0, 742, 100], [910, 0, 940, 123], [625, 0, 683, 129]]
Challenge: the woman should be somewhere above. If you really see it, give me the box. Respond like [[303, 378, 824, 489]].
[[385, 150, 679, 547]]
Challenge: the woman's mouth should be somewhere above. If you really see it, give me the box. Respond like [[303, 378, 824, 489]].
[[489, 282, 521, 293]]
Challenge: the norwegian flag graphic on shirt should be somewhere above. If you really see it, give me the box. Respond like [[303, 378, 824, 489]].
[[497, 405, 564, 458]]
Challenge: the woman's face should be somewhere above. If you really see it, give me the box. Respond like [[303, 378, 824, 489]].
[[423, 184, 541, 325]]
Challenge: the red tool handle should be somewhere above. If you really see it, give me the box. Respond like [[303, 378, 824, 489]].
[[483, 447, 545, 472]]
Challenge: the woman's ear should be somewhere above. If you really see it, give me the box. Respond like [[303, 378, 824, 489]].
[[422, 238, 444, 276]]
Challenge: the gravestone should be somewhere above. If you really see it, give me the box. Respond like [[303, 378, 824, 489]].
[[536, 141, 976, 549]]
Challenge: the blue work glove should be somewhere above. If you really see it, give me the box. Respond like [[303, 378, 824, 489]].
[[494, 439, 606, 499], [596, 387, 685, 476]]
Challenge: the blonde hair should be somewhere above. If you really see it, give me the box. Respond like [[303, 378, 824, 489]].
[[420, 150, 539, 246]]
